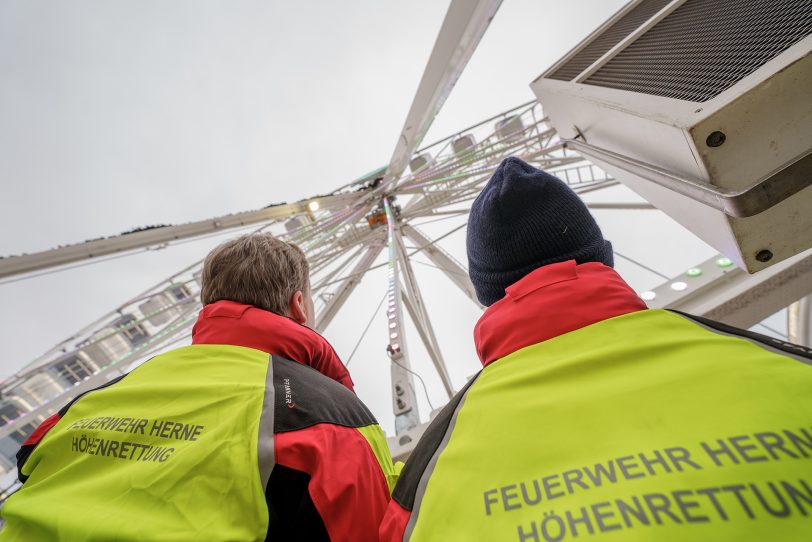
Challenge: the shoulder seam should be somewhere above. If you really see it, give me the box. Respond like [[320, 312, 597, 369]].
[[57, 373, 129, 417], [272, 356, 376, 433], [667, 309, 812, 365], [18, 372, 130, 483]]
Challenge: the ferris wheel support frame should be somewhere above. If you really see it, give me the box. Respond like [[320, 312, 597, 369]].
[[0, 192, 366, 280], [381, 0, 503, 186], [401, 224, 482, 309], [383, 198, 422, 435], [394, 227, 454, 399], [315, 240, 385, 333], [0, 84, 732, 462]]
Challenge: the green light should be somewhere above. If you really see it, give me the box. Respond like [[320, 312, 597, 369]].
[[716, 257, 733, 268], [686, 268, 703, 277]]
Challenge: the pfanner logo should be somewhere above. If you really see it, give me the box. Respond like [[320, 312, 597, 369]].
[[283, 378, 295, 409]]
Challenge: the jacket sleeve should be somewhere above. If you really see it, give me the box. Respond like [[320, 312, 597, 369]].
[[379, 373, 481, 541], [274, 422, 395, 542], [16, 412, 62, 482], [379, 499, 412, 541]]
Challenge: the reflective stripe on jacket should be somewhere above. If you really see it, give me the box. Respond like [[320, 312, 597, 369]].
[[381, 260, 812, 541], [2, 301, 396, 541]]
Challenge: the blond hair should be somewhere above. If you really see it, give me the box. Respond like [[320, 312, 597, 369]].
[[201, 233, 310, 315]]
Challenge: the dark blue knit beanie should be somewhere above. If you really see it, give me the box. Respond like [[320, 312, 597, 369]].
[[467, 157, 613, 306]]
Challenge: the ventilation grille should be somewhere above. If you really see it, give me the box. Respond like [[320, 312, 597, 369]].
[[584, 0, 812, 102], [547, 0, 672, 81]]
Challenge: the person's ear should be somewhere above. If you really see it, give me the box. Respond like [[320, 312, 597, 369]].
[[287, 290, 308, 325]]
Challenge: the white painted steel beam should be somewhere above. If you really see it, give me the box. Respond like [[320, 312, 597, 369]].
[[382, 0, 503, 185], [314, 240, 385, 333], [0, 192, 364, 280], [311, 245, 366, 293], [383, 198, 421, 434], [401, 224, 482, 309], [395, 230, 454, 398]]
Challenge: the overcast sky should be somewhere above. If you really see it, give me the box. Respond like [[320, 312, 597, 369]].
[[2, 1, 784, 435]]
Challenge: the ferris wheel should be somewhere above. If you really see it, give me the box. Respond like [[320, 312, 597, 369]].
[[1, 0, 810, 489]]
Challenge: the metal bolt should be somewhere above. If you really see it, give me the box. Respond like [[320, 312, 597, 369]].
[[706, 131, 726, 147], [756, 250, 773, 263]]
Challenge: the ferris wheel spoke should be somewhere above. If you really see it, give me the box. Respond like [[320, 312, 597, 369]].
[[310, 244, 367, 293], [394, 228, 454, 398], [382, 198, 421, 435], [401, 224, 481, 309], [0, 191, 365, 280], [314, 239, 386, 333], [381, 0, 504, 187], [573, 179, 620, 195], [1, 96, 678, 463], [306, 223, 381, 274]]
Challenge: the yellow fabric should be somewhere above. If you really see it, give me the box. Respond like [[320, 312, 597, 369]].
[[408, 310, 812, 541], [1, 344, 272, 541], [357, 423, 400, 494]]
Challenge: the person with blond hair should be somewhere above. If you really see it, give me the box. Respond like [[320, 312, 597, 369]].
[[2, 233, 397, 542]]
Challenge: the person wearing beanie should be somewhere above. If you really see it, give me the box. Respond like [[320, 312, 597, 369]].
[[380, 157, 812, 541]]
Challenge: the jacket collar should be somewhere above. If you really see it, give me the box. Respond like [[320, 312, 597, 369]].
[[474, 260, 647, 366], [191, 300, 354, 391]]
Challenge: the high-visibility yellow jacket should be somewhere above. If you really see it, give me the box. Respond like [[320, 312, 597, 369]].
[[2, 301, 396, 541], [381, 261, 812, 541]]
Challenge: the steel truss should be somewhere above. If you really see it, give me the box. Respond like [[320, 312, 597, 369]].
[[0, 99, 620, 465], [2, 95, 808, 469], [2, 0, 808, 478]]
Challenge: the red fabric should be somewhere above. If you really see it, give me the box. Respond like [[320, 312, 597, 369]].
[[22, 413, 61, 446], [474, 261, 647, 366], [192, 300, 354, 391], [275, 424, 391, 542], [379, 500, 410, 542]]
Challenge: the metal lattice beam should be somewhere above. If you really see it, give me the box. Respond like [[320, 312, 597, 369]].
[[315, 240, 385, 333], [401, 224, 482, 308], [0, 192, 365, 280], [382, 0, 503, 185], [395, 229, 454, 398], [382, 198, 421, 434]]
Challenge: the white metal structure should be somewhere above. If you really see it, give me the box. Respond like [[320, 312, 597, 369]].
[[1, 0, 810, 485], [532, 0, 812, 273], [0, 98, 614, 468]]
